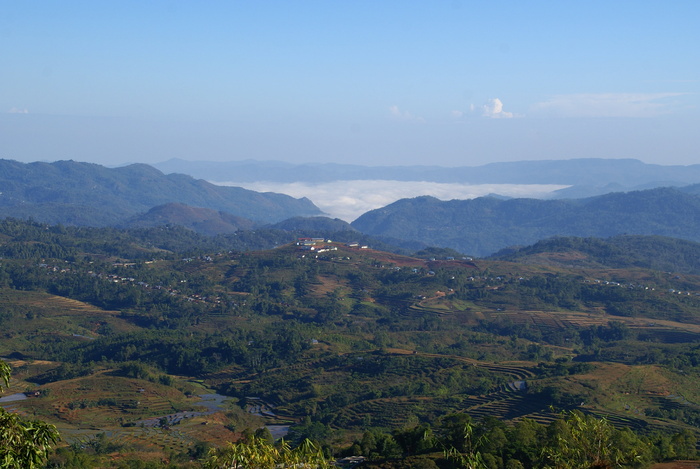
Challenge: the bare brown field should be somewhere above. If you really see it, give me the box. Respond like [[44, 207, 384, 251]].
[[348, 248, 426, 268], [2, 367, 251, 454], [651, 461, 700, 469], [0, 289, 136, 333], [309, 275, 350, 297], [43, 295, 121, 315]]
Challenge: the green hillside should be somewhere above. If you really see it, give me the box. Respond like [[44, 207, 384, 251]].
[[0, 159, 321, 225], [491, 235, 700, 275], [351, 187, 700, 256], [1, 219, 700, 467]]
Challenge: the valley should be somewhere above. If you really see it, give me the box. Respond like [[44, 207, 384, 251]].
[[2, 220, 700, 466]]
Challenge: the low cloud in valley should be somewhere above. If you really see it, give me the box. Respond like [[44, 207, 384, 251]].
[[216, 180, 567, 222]]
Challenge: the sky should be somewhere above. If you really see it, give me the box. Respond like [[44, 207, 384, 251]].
[[2, 1, 699, 168]]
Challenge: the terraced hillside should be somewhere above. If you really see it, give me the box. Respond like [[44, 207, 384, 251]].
[[2, 222, 700, 465]]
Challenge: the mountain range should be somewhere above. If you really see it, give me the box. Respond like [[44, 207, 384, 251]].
[[4, 158, 700, 257], [351, 186, 700, 256], [153, 157, 700, 198], [0, 159, 321, 226]]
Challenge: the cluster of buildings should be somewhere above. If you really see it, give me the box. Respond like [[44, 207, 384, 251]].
[[295, 238, 368, 252], [296, 237, 338, 253]]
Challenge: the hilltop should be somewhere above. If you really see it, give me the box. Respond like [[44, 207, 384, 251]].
[[122, 203, 257, 235]]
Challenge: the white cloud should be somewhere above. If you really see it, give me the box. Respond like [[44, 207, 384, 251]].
[[532, 92, 686, 118], [482, 98, 514, 118], [389, 105, 425, 122], [451, 110, 464, 118], [214, 180, 567, 222], [7, 107, 29, 114]]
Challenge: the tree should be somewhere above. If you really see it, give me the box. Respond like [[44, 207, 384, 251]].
[[507, 418, 544, 467], [437, 414, 486, 469], [203, 435, 331, 469], [436, 413, 476, 453], [393, 424, 436, 456], [541, 410, 650, 469], [0, 360, 10, 389], [0, 359, 60, 468]]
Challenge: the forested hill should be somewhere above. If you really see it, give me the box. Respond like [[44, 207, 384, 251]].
[[0, 159, 321, 225], [122, 203, 257, 235], [491, 235, 700, 275], [351, 187, 700, 257], [0, 217, 408, 259]]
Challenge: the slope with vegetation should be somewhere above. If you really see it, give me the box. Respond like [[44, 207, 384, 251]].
[[490, 235, 700, 275], [1, 219, 700, 467], [352, 187, 700, 256], [0, 159, 321, 226], [1, 358, 60, 468]]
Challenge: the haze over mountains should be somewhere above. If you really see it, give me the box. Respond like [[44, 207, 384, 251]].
[[155, 157, 700, 221], [3, 158, 700, 257], [154, 157, 700, 191]]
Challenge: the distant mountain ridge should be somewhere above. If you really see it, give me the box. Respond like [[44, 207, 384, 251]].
[[351, 187, 700, 257], [0, 159, 322, 226], [154, 158, 700, 190], [5, 159, 700, 258]]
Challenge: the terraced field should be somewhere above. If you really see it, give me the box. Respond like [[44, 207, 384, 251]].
[[387, 349, 536, 381], [0, 289, 138, 355]]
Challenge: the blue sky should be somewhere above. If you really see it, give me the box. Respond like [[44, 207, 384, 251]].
[[2, 1, 699, 167]]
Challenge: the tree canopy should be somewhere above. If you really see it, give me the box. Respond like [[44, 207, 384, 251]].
[[0, 359, 60, 469]]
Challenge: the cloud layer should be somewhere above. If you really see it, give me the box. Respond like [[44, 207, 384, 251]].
[[215, 180, 567, 222], [532, 93, 686, 118]]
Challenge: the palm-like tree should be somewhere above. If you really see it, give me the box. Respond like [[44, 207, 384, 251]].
[[203, 435, 331, 469], [0, 359, 60, 469]]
